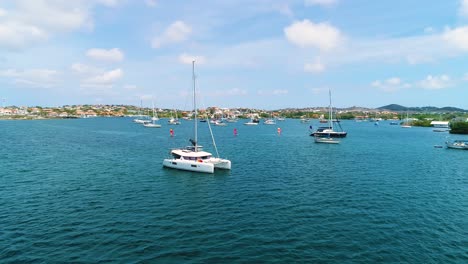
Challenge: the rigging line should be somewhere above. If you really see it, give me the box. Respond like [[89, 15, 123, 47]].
[[195, 73, 221, 158]]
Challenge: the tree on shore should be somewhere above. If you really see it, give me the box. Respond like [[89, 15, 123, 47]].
[[449, 121, 468, 134]]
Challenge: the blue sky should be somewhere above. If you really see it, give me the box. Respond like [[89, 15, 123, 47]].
[[1, 0, 468, 109]]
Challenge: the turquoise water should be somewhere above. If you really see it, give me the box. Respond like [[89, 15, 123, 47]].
[[1, 118, 467, 263]]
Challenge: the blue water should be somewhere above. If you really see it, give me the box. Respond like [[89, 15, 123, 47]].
[[1, 118, 467, 263]]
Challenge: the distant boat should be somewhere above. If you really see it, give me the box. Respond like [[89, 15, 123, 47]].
[[244, 118, 259, 126], [318, 114, 327, 123], [389, 121, 399, 125], [168, 109, 181, 125], [244, 113, 259, 125], [162, 61, 231, 173], [310, 89, 347, 138], [264, 119, 276, 125], [401, 112, 412, 128], [445, 139, 468, 150], [299, 115, 310, 123], [144, 100, 161, 128], [214, 120, 228, 126], [277, 117, 285, 121], [264, 113, 276, 125], [133, 99, 150, 124], [226, 117, 238, 123], [143, 99, 161, 128]]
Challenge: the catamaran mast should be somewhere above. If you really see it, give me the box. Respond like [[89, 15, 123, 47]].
[[193, 60, 198, 152], [329, 89, 333, 130]]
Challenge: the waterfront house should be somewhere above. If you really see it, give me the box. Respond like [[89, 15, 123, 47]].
[[430, 121, 449, 128]]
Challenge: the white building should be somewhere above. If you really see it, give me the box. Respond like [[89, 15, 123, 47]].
[[430, 121, 449, 128]]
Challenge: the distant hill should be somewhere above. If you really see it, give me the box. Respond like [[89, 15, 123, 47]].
[[378, 104, 467, 112], [378, 104, 407, 111]]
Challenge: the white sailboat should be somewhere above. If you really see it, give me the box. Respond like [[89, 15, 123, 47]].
[[401, 111, 412, 128], [244, 117, 259, 125], [168, 109, 181, 125], [264, 113, 276, 125], [133, 100, 150, 124], [162, 61, 231, 173], [143, 101, 161, 128], [244, 112, 259, 125]]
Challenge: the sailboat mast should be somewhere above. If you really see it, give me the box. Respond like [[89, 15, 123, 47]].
[[193, 60, 198, 152], [329, 89, 333, 130]]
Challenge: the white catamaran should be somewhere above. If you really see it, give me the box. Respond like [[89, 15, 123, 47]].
[[162, 61, 231, 173]]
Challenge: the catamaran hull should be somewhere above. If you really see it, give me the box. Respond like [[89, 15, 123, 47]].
[[162, 158, 231, 173], [210, 158, 232, 170], [163, 159, 215, 173]]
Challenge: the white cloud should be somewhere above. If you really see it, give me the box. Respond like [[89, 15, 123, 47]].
[[0, 68, 60, 88], [371, 77, 411, 92], [151, 21, 192, 48], [305, 0, 338, 7], [304, 60, 325, 73], [284, 19, 342, 50], [13, 1, 92, 32], [145, 0, 157, 7], [71, 63, 102, 75], [71, 63, 123, 88], [178, 53, 206, 65], [372, 75, 453, 92], [418, 75, 452, 90], [0, 1, 94, 50], [443, 26, 468, 51], [0, 1, 123, 51], [0, 21, 47, 50], [86, 48, 124, 62], [83, 68, 123, 85], [460, 0, 468, 16]]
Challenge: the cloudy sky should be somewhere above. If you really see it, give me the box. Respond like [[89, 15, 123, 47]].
[[1, 0, 468, 109]]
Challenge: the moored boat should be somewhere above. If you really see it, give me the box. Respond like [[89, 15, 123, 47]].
[[446, 139, 468, 150], [310, 89, 347, 138], [162, 61, 231, 173]]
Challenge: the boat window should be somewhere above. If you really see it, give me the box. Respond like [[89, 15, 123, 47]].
[[172, 154, 181, 159], [191, 165, 197, 168], [172, 162, 177, 165]]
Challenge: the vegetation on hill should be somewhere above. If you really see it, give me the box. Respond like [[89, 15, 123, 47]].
[[378, 104, 467, 113]]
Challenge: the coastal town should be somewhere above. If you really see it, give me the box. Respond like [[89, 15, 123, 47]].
[[0, 104, 466, 119], [1, 104, 467, 133]]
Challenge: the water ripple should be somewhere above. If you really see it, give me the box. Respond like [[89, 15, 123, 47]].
[[0, 118, 467, 263]]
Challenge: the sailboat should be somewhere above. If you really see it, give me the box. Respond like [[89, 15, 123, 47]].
[[162, 61, 231, 173], [143, 101, 161, 128], [244, 112, 259, 126], [401, 111, 412, 128], [168, 109, 181, 125], [133, 100, 150, 124], [264, 112, 276, 125], [310, 89, 347, 138]]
